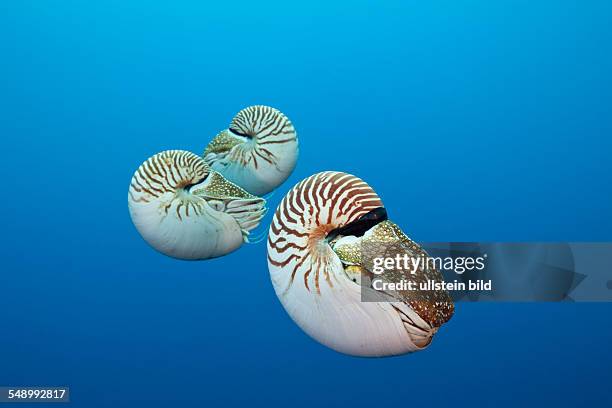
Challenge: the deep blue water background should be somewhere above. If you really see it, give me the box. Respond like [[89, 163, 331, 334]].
[[1, 1, 611, 406]]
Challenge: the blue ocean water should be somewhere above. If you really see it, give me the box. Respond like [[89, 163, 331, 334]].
[[1, 1, 611, 406]]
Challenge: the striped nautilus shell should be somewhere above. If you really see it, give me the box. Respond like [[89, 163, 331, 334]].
[[203, 105, 298, 196], [128, 150, 266, 260], [267, 172, 454, 357]]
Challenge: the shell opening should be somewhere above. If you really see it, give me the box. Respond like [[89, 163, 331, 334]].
[[326, 207, 388, 242], [180, 176, 207, 194], [228, 127, 253, 140]]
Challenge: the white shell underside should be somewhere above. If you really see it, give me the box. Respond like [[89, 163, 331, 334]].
[[269, 253, 425, 357], [129, 193, 243, 260]]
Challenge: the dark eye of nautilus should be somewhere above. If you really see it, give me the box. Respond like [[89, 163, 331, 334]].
[[182, 173, 208, 192], [229, 128, 253, 139], [326, 207, 388, 241], [183, 181, 200, 192]]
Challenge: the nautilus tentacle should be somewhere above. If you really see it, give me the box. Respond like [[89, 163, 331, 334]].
[[128, 150, 266, 260], [267, 172, 453, 357], [204, 105, 298, 196]]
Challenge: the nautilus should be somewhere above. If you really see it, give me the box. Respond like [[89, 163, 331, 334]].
[[267, 172, 454, 357], [203, 105, 298, 196], [128, 150, 266, 260]]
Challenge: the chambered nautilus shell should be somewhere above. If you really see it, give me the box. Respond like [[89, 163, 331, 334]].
[[203, 105, 298, 196], [267, 172, 454, 357], [128, 150, 266, 260]]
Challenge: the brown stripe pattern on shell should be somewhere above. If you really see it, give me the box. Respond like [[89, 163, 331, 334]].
[[267, 172, 382, 293], [227, 105, 296, 169], [129, 150, 209, 220]]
